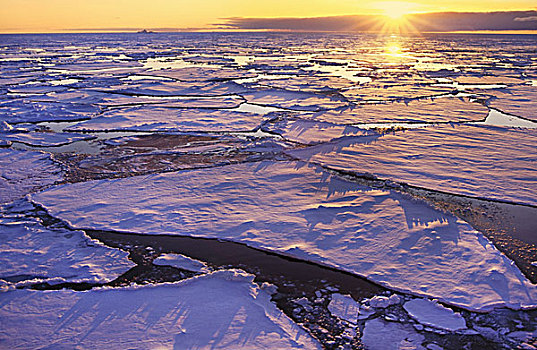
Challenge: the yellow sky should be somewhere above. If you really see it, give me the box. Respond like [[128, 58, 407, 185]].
[[1, 0, 535, 33]]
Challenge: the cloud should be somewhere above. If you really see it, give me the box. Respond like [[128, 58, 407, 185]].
[[514, 16, 537, 22], [216, 11, 537, 32]]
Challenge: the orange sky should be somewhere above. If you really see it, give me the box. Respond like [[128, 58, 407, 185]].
[[1, 0, 536, 33]]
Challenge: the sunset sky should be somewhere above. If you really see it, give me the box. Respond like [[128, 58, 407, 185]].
[[1, 0, 536, 33]]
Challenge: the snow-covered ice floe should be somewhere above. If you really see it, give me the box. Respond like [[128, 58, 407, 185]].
[[479, 85, 537, 121], [242, 88, 348, 111], [0, 99, 99, 124], [0, 270, 321, 349], [264, 119, 376, 144], [290, 124, 537, 207], [0, 149, 62, 205], [0, 131, 95, 147], [68, 106, 266, 132], [341, 84, 453, 103], [31, 161, 537, 311], [328, 293, 360, 324], [0, 214, 134, 287], [153, 253, 211, 273], [403, 298, 467, 331], [362, 318, 425, 350], [95, 79, 247, 97], [300, 97, 489, 124]]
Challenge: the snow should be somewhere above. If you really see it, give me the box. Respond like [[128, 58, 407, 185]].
[[96, 79, 247, 97], [328, 293, 360, 324], [482, 85, 537, 121], [362, 318, 425, 350], [67, 106, 266, 132], [0, 149, 62, 205], [0, 214, 134, 286], [475, 109, 537, 129], [0, 131, 95, 147], [0, 270, 321, 349], [153, 253, 211, 273], [146, 67, 257, 81], [0, 100, 99, 124], [253, 75, 355, 92], [242, 88, 348, 111], [30, 161, 537, 311], [290, 124, 537, 207], [301, 97, 488, 124], [367, 294, 401, 309], [264, 118, 376, 144], [341, 84, 453, 103], [403, 299, 467, 331]]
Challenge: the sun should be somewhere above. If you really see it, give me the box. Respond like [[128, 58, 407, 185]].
[[375, 1, 416, 20]]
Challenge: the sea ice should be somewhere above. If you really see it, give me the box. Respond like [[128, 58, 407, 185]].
[[328, 293, 360, 324], [96, 79, 247, 97], [31, 161, 537, 311], [362, 318, 425, 350], [301, 97, 488, 124], [264, 118, 376, 144], [0, 99, 100, 124], [455, 76, 525, 86], [146, 67, 257, 81], [403, 299, 467, 331], [341, 84, 454, 103], [290, 124, 537, 206], [153, 253, 211, 273], [67, 106, 266, 132], [253, 74, 355, 92], [0, 270, 321, 349], [0, 215, 134, 286], [0, 131, 95, 147], [242, 88, 348, 111], [482, 85, 537, 121], [0, 149, 62, 204]]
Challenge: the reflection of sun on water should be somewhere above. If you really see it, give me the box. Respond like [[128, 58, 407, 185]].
[[385, 44, 401, 55]]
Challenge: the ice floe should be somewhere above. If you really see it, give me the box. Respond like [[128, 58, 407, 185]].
[[0, 149, 62, 204], [242, 88, 348, 111], [0, 99, 100, 124], [328, 293, 360, 324], [264, 118, 376, 144], [0, 270, 321, 349], [145, 67, 258, 82], [0, 131, 95, 147], [403, 299, 467, 332], [290, 124, 537, 206], [362, 318, 425, 350], [31, 161, 537, 311], [96, 79, 247, 97], [153, 253, 211, 273], [68, 106, 266, 132], [301, 97, 489, 124], [0, 214, 134, 286], [483, 85, 537, 121], [253, 75, 356, 92], [341, 84, 454, 103]]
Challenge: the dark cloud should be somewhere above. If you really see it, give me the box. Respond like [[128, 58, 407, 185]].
[[216, 11, 537, 32]]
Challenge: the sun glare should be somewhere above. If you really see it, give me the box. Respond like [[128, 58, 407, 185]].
[[369, 1, 423, 34], [376, 1, 415, 20]]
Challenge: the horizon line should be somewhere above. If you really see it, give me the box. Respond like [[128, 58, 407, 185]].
[[2, 10, 536, 35]]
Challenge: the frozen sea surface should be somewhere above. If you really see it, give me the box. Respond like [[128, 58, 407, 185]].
[[0, 208, 134, 287], [0, 270, 321, 349], [291, 124, 537, 206], [31, 161, 537, 311], [0, 149, 62, 204]]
